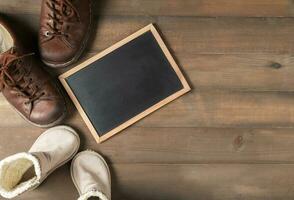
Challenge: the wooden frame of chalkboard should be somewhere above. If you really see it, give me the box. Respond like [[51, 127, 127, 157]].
[[59, 24, 191, 143]]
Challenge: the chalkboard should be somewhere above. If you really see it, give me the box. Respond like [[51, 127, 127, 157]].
[[59, 24, 190, 143]]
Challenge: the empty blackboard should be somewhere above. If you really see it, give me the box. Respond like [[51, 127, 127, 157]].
[[59, 24, 190, 143]]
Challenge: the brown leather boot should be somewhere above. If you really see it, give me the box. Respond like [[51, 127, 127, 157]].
[[0, 20, 66, 127], [39, 0, 92, 68]]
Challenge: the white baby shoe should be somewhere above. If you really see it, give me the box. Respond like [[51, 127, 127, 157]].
[[71, 151, 111, 200], [0, 125, 80, 199]]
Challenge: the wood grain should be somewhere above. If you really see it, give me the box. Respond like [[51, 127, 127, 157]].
[[2, 90, 294, 128], [10, 164, 294, 200], [4, 15, 294, 54], [91, 16, 294, 54], [58, 53, 294, 92], [1, 1, 294, 199], [5, 15, 294, 92], [179, 54, 294, 92], [112, 164, 294, 200], [3, 127, 294, 164], [134, 90, 294, 128], [0, 0, 294, 17]]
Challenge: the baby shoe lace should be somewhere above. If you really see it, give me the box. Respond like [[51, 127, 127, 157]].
[[0, 48, 45, 105], [45, 0, 81, 38]]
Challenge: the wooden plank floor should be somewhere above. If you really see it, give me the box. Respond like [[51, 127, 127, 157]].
[[1, 0, 294, 199]]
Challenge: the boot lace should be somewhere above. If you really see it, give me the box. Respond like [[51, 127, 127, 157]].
[[45, 0, 81, 38], [0, 48, 45, 105]]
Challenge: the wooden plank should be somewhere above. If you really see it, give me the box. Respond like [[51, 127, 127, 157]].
[[0, 52, 292, 93], [134, 90, 294, 128], [4, 15, 294, 94], [11, 164, 294, 200], [86, 127, 294, 164], [0, 0, 293, 17], [178, 54, 294, 92], [2, 2, 294, 200], [3, 15, 294, 54], [62, 53, 294, 92], [2, 126, 294, 164], [91, 16, 294, 54], [2, 90, 294, 128]]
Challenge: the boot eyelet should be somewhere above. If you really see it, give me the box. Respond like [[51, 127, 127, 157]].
[[44, 31, 51, 37]]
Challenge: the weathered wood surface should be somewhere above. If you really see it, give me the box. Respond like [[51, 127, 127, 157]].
[[1, 0, 294, 199], [2, 126, 294, 164], [11, 164, 294, 200], [3, 14, 294, 54], [2, 91, 294, 128], [1, 0, 294, 17]]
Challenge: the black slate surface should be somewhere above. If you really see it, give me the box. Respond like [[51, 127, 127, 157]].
[[66, 31, 184, 136]]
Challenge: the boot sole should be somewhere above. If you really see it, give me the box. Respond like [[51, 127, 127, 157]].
[[13, 106, 66, 128], [70, 150, 111, 195], [41, 0, 93, 68]]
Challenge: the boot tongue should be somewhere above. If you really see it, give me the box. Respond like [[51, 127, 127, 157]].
[[0, 48, 26, 86]]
